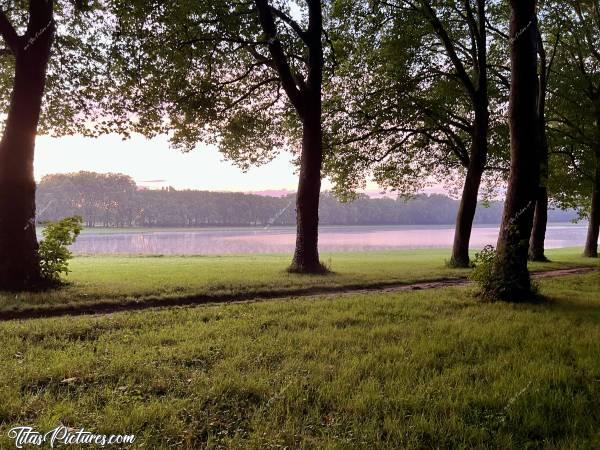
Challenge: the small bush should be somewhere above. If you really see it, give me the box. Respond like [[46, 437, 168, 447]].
[[470, 245, 497, 294], [38, 216, 83, 284]]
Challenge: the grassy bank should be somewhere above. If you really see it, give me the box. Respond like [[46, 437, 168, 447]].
[[0, 248, 595, 314], [0, 270, 598, 448]]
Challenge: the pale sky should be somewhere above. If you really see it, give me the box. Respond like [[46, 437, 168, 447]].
[[35, 134, 450, 195], [35, 134, 317, 192]]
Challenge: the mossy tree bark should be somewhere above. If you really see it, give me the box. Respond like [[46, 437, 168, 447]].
[[488, 0, 540, 300]]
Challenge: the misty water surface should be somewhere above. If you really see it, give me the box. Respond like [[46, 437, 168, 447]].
[[67, 223, 589, 255]]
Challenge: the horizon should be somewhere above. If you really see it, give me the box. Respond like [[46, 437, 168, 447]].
[[35, 134, 450, 196], [35, 134, 317, 192]]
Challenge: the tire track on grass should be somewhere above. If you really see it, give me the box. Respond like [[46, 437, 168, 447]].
[[0, 267, 594, 322]]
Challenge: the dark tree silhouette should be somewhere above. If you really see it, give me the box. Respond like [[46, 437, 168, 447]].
[[37, 171, 578, 228], [529, 28, 556, 262], [487, 0, 540, 300], [255, 0, 326, 273], [0, 0, 55, 290]]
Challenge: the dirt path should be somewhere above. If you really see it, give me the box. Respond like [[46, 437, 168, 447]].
[[0, 267, 595, 322], [360, 267, 596, 292]]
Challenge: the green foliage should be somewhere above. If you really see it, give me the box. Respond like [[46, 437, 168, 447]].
[[0, 0, 116, 137], [99, 0, 333, 168], [324, 0, 511, 198], [545, 0, 600, 217], [38, 216, 83, 284], [469, 245, 497, 294]]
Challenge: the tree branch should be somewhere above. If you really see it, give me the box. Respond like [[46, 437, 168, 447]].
[[463, 0, 480, 68], [322, 26, 337, 75], [418, 0, 477, 99], [269, 6, 308, 43], [0, 9, 20, 54], [551, 149, 594, 182], [222, 77, 279, 112], [255, 0, 304, 114], [485, 16, 508, 40], [545, 30, 560, 82]]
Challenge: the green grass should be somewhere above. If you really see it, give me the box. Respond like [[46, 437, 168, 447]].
[[0, 248, 595, 314], [0, 269, 599, 448]]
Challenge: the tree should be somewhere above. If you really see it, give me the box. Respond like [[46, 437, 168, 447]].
[[0, 0, 111, 290], [104, 0, 333, 273], [537, 1, 600, 259], [528, 2, 562, 262], [256, 0, 326, 272], [550, 0, 600, 258], [419, 0, 491, 268], [486, 0, 539, 300], [37, 170, 578, 226], [325, 0, 509, 267], [0, 0, 55, 289]]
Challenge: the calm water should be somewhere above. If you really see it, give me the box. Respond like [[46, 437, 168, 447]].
[[66, 223, 589, 255]]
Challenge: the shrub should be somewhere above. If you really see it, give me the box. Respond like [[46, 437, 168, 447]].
[[38, 216, 83, 284], [470, 245, 497, 295]]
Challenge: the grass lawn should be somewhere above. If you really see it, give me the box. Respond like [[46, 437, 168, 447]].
[[0, 269, 599, 448], [0, 248, 595, 314]]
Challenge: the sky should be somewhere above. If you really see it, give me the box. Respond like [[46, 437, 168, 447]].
[[35, 134, 449, 196], [35, 134, 319, 192], [32, 1, 320, 193], [33, 2, 444, 197]]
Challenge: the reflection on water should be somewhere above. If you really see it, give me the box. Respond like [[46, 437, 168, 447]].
[[68, 223, 589, 255]]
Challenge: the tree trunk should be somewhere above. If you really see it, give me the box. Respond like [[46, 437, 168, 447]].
[[488, 0, 539, 300], [450, 165, 482, 267], [0, 0, 54, 290], [255, 0, 325, 273], [291, 108, 324, 272], [449, 0, 489, 268], [528, 121, 550, 261], [584, 154, 600, 258], [529, 186, 548, 261], [290, 0, 324, 273], [529, 28, 549, 262], [450, 102, 487, 268]]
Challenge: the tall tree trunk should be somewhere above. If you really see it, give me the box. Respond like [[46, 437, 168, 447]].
[[449, 0, 489, 268], [528, 115, 550, 262], [487, 1, 539, 300], [450, 102, 488, 267], [290, 0, 324, 273], [255, 0, 324, 273], [584, 151, 600, 258], [529, 184, 548, 260], [0, 0, 54, 290], [529, 29, 549, 262], [291, 105, 324, 272]]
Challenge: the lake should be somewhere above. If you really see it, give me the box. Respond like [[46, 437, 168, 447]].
[[66, 223, 589, 255]]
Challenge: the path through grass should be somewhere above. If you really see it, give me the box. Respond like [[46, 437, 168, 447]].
[[0, 248, 594, 314], [0, 270, 599, 448]]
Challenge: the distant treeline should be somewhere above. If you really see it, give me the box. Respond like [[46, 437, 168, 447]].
[[36, 172, 577, 227]]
